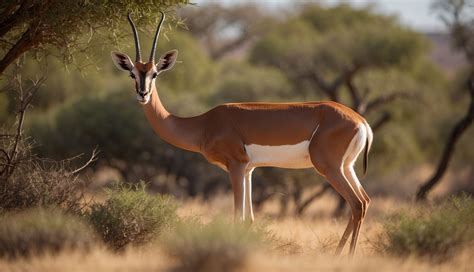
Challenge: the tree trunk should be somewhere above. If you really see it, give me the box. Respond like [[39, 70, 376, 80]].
[[0, 27, 40, 75], [295, 183, 330, 216], [416, 75, 474, 201], [345, 77, 362, 112], [0, 1, 29, 38]]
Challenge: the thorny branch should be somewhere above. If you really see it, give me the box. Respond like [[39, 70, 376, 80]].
[[0, 65, 97, 182], [71, 148, 100, 175], [9, 75, 46, 167], [0, 67, 97, 212], [0, 67, 45, 179]]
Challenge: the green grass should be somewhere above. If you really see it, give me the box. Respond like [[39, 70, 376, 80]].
[[87, 183, 177, 250], [380, 195, 474, 261]]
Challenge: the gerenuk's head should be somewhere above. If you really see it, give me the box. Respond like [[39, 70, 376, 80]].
[[111, 12, 177, 105]]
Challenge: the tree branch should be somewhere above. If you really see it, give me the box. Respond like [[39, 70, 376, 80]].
[[312, 72, 340, 101], [0, 148, 11, 176], [71, 148, 99, 175], [309, 67, 360, 102], [364, 91, 414, 114], [211, 29, 252, 60], [345, 76, 362, 112], [0, 25, 42, 75], [371, 112, 392, 131], [295, 183, 331, 216], [0, 1, 30, 37]]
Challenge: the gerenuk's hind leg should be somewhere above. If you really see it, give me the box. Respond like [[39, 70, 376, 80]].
[[342, 165, 370, 255], [335, 214, 354, 256], [341, 127, 370, 255], [309, 124, 368, 257], [323, 169, 365, 257], [343, 166, 370, 219], [333, 164, 371, 256]]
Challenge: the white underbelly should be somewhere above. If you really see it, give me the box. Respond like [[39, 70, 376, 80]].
[[245, 141, 314, 169]]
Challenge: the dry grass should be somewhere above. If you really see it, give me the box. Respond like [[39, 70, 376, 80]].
[[0, 247, 172, 272], [2, 245, 472, 272], [1, 195, 474, 271]]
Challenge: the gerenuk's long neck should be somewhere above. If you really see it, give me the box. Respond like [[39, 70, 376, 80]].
[[142, 86, 203, 153]]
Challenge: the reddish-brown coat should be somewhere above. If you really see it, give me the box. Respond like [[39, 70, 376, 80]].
[[193, 101, 365, 170]]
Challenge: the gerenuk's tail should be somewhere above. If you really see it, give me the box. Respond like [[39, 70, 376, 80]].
[[363, 122, 373, 176]]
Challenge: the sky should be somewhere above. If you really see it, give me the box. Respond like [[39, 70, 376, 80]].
[[194, 0, 445, 32]]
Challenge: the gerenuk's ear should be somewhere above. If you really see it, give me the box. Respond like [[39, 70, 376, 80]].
[[111, 51, 134, 71], [156, 50, 178, 73]]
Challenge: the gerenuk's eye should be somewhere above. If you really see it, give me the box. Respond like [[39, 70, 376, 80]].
[[129, 73, 135, 79], [152, 72, 158, 79]]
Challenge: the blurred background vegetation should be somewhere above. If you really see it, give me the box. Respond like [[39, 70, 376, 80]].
[[1, 0, 473, 217]]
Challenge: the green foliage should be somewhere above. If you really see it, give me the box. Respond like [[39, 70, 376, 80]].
[[208, 60, 294, 104], [0, 208, 96, 259], [162, 218, 263, 272], [250, 18, 318, 72], [379, 195, 474, 260], [29, 91, 149, 161], [0, 0, 190, 68], [369, 126, 423, 175], [300, 3, 394, 33], [87, 183, 177, 250], [332, 25, 427, 69], [21, 56, 126, 111], [251, 5, 428, 75], [157, 31, 217, 94]]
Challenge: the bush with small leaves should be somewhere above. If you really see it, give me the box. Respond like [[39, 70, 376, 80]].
[[163, 219, 264, 272], [87, 183, 177, 250], [379, 195, 474, 261], [0, 208, 97, 259]]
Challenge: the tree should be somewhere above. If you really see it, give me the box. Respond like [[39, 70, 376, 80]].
[[0, 0, 189, 75], [416, 0, 474, 201]]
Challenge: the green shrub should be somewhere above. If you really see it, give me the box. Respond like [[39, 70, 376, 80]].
[[87, 183, 177, 250], [0, 208, 96, 259], [380, 195, 474, 260], [162, 219, 264, 272]]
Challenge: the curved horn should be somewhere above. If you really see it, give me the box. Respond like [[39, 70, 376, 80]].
[[127, 12, 141, 62], [149, 11, 165, 63]]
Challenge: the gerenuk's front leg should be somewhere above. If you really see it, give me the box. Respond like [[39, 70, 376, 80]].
[[228, 162, 247, 221], [245, 168, 255, 222]]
